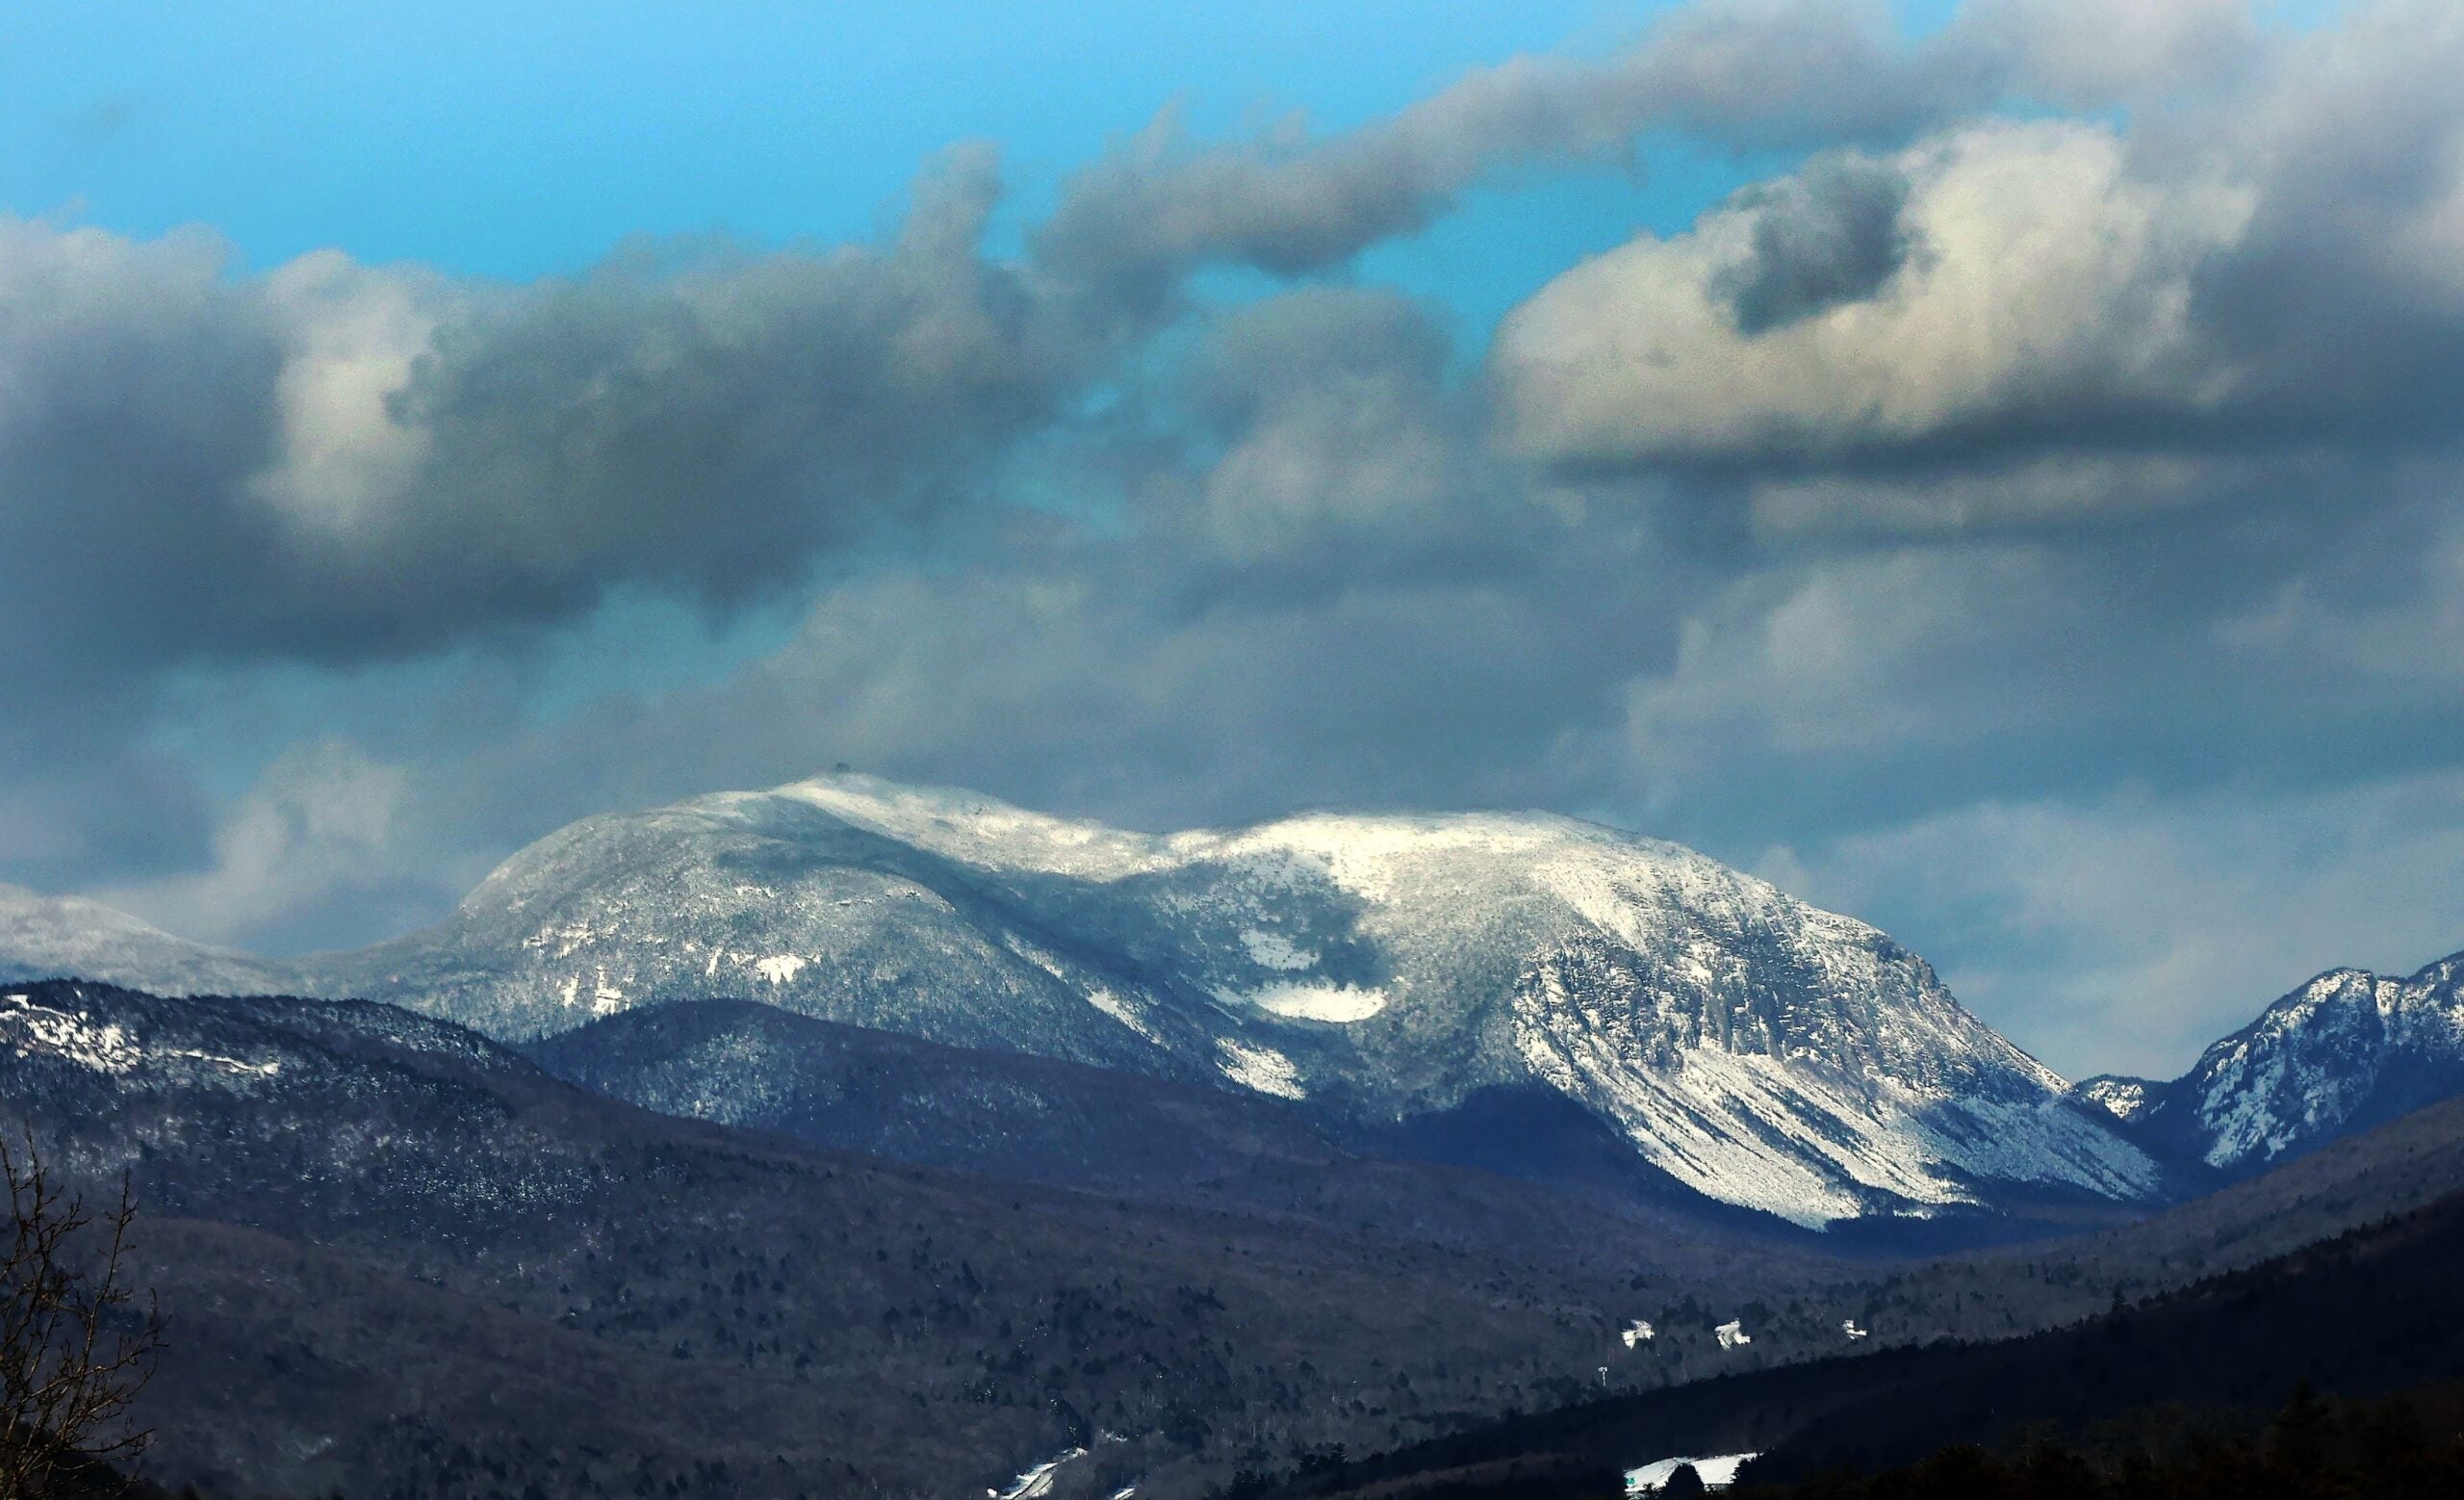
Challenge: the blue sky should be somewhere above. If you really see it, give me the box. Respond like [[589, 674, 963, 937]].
[[4, 0, 2463, 1080], [6, 2, 1735, 315], [3, 0, 1856, 384]]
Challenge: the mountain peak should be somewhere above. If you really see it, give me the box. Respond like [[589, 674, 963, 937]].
[[2131, 947, 2464, 1174], [298, 773, 2164, 1227], [0, 883, 285, 996], [1, 773, 2170, 1228], [2073, 1074, 2159, 1124]]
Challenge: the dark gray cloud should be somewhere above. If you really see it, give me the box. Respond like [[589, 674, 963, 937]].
[[359, 437, 2464, 1076], [0, 152, 1060, 684], [0, 150, 1097, 888], [1138, 287, 1537, 588], [1024, 0, 2265, 323], [1028, 0, 2057, 323], [0, 754, 216, 894], [1714, 154, 1914, 335], [0, 0, 2309, 715]]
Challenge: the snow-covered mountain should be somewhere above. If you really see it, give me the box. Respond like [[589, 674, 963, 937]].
[[0, 774, 2169, 1228], [0, 883, 293, 996], [2098, 953, 2464, 1176], [2071, 1075, 2157, 1125], [332, 774, 2176, 1227]]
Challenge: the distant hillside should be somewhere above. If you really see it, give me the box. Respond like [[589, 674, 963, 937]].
[[0, 883, 290, 996], [1248, 1175, 2464, 1498], [524, 997, 1350, 1193], [1831, 1090, 2464, 1348], [0, 979, 1845, 1500]]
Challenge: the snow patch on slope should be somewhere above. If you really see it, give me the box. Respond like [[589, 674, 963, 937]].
[[1082, 988, 1161, 1043], [2075, 1075, 2155, 1124], [1232, 981, 1388, 1023], [1, 991, 277, 1078], [1628, 1453, 1758, 1493], [992, 1447, 1088, 1500], [1002, 934, 1166, 1045], [754, 955, 808, 986], [1239, 928, 1317, 970], [1216, 1038, 1305, 1099], [1, 992, 139, 1073]]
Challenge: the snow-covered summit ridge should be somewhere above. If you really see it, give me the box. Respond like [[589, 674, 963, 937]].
[[0, 772, 2171, 1228], [2135, 951, 2464, 1173], [764, 772, 1732, 894], [2074, 1075, 2158, 1125], [768, 771, 2076, 1085], [0, 883, 292, 996], [760, 775, 1173, 881], [329, 771, 2161, 1227]]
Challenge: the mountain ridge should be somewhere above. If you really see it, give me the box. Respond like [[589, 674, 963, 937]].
[[0, 772, 2237, 1228], [0, 881, 293, 996], [315, 772, 2180, 1227], [2084, 950, 2464, 1177]]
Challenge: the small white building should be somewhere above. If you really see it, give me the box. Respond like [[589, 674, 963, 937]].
[[1626, 1453, 1759, 1493], [1622, 1319, 1656, 1348], [990, 1447, 1087, 1500], [1842, 1319, 1868, 1340], [1713, 1319, 1751, 1349]]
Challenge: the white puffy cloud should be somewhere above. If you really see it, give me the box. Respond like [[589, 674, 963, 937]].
[[98, 740, 428, 952], [1494, 119, 2254, 465], [248, 250, 449, 539], [1494, 0, 2464, 526]]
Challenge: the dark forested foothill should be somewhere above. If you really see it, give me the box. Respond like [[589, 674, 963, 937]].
[[1731, 1383, 2464, 1500], [16, 976, 2464, 1499], [0, 981, 1823, 1499], [1249, 1183, 2464, 1500]]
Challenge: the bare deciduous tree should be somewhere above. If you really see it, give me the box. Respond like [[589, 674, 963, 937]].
[[0, 1134, 162, 1499]]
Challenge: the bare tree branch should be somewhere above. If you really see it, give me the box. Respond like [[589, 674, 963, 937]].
[[0, 1133, 162, 1499]]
